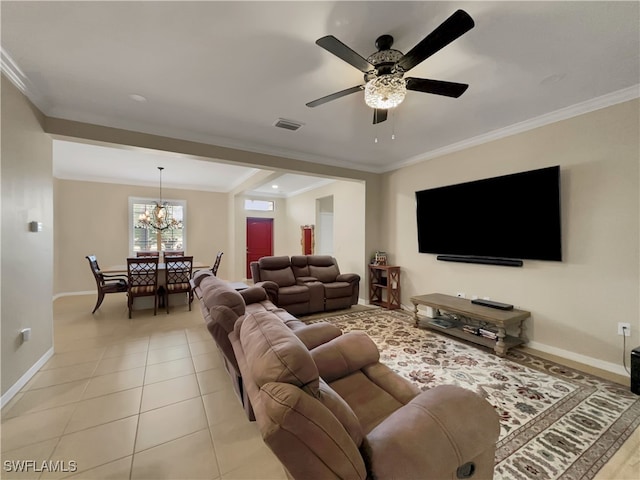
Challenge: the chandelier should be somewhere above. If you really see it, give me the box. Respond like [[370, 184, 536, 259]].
[[137, 167, 182, 232], [364, 74, 407, 109]]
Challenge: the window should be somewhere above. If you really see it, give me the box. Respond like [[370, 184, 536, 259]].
[[129, 197, 186, 254], [244, 199, 274, 211]]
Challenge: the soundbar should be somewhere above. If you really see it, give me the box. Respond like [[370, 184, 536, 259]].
[[471, 298, 514, 310], [436, 255, 523, 267]]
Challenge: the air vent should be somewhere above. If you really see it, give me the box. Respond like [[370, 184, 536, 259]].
[[273, 118, 304, 131]]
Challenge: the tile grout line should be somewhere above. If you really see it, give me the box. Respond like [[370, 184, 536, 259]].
[[129, 336, 151, 480]]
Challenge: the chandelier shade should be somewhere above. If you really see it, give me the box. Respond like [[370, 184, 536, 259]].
[[137, 167, 182, 232], [364, 74, 407, 109]]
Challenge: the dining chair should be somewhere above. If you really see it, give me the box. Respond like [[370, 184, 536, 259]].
[[164, 256, 193, 313], [127, 257, 159, 318], [136, 251, 160, 257], [211, 251, 223, 276], [85, 255, 128, 313], [164, 251, 185, 257]]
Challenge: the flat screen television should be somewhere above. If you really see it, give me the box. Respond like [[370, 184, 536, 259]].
[[415, 166, 562, 262]]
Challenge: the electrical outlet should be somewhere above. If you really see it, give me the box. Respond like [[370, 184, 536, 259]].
[[471, 295, 478, 300], [482, 296, 491, 300], [617, 323, 631, 336], [456, 292, 466, 298]]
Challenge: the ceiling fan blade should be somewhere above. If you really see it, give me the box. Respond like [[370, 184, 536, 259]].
[[396, 10, 474, 72], [405, 77, 469, 98], [316, 35, 375, 73], [373, 109, 388, 124], [306, 85, 364, 108]]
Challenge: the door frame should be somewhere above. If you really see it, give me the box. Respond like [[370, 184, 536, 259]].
[[246, 217, 274, 278]]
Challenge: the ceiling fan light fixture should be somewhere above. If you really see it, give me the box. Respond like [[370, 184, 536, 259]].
[[364, 74, 406, 109]]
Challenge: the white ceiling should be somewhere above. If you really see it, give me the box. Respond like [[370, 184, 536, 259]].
[[2, 1, 639, 188], [52, 139, 333, 197]]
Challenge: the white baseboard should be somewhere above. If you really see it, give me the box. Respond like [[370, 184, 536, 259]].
[[409, 306, 628, 377], [53, 291, 94, 301], [1, 347, 54, 408], [525, 341, 629, 377]]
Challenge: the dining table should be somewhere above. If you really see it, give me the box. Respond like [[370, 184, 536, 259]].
[[102, 260, 210, 310]]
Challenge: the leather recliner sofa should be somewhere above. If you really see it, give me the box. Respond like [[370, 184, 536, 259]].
[[190, 270, 342, 419], [250, 255, 360, 316], [230, 309, 501, 480]]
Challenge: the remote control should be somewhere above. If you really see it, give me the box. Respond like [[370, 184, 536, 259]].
[[471, 298, 514, 310]]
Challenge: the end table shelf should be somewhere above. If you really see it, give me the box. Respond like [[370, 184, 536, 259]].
[[410, 293, 530, 356], [369, 265, 401, 310]]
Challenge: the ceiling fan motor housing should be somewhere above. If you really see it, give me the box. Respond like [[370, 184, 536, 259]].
[[365, 35, 404, 81]]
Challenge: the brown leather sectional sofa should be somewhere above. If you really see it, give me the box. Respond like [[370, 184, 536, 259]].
[[250, 255, 360, 316], [230, 308, 501, 480], [190, 270, 342, 419], [193, 269, 500, 479]]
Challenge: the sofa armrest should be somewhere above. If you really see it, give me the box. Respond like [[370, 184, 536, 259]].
[[336, 273, 360, 284], [253, 281, 279, 304], [292, 323, 342, 350], [364, 385, 500, 480], [362, 362, 419, 405], [310, 332, 379, 382], [239, 286, 267, 305]]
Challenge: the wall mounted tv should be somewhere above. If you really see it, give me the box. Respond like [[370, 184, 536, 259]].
[[415, 166, 562, 265]]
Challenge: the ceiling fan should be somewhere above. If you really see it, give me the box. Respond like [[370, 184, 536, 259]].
[[306, 9, 475, 124]]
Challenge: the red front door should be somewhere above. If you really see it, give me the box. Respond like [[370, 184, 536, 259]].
[[246, 218, 273, 278]]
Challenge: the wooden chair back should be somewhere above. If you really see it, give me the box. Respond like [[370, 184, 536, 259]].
[[126, 257, 159, 318], [136, 251, 160, 257], [164, 256, 194, 313], [164, 251, 185, 257], [212, 251, 224, 276]]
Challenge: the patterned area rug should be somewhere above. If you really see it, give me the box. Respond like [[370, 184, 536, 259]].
[[305, 309, 640, 480]]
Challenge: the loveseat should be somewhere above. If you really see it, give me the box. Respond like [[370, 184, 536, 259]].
[[190, 271, 342, 419], [230, 309, 500, 480], [250, 255, 360, 316]]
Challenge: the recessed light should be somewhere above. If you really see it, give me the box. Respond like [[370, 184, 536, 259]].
[[129, 94, 147, 102], [272, 185, 279, 189]]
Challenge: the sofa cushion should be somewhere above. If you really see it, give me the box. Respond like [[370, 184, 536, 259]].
[[259, 382, 367, 480], [278, 285, 310, 304], [191, 269, 214, 288], [241, 311, 319, 395], [202, 280, 246, 318], [309, 264, 340, 283], [307, 255, 337, 267], [290, 256, 310, 278], [324, 281, 352, 299], [318, 378, 364, 447], [260, 267, 296, 287]]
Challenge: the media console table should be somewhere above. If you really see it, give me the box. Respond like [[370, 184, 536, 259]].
[[410, 293, 530, 357]]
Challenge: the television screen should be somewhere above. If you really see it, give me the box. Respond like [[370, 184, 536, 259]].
[[415, 166, 562, 261]]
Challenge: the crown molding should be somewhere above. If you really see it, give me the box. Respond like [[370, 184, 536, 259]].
[[5, 42, 636, 176], [388, 84, 640, 173], [1, 47, 51, 112]]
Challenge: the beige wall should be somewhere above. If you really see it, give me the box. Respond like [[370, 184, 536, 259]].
[[54, 180, 229, 293], [283, 180, 367, 293], [1, 76, 54, 397], [382, 99, 639, 371]]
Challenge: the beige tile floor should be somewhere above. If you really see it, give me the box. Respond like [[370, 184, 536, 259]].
[[1, 294, 638, 479], [1, 294, 288, 480]]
